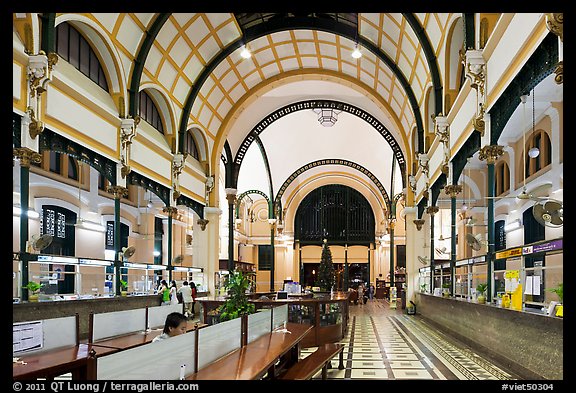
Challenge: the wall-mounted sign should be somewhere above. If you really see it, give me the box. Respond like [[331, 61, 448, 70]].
[[522, 239, 563, 256], [495, 247, 522, 260]]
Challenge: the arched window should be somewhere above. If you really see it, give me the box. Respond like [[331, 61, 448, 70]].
[[49, 151, 61, 174], [445, 17, 464, 113], [183, 130, 200, 160], [525, 130, 552, 178], [495, 161, 510, 196], [139, 90, 164, 134], [68, 156, 79, 181], [56, 22, 109, 91]]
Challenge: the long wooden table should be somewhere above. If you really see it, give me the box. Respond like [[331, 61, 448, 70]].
[[13, 344, 117, 380], [187, 322, 313, 380]]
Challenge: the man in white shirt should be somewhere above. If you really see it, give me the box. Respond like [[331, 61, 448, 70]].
[[178, 281, 194, 318]]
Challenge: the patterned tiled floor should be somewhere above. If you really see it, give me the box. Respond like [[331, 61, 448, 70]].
[[303, 299, 519, 380]]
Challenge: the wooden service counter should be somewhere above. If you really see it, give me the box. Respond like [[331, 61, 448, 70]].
[[197, 291, 350, 348], [13, 294, 163, 341]]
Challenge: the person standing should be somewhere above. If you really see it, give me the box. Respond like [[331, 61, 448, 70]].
[[158, 280, 170, 305], [189, 281, 197, 317], [169, 280, 178, 305], [178, 281, 193, 317], [369, 283, 375, 301], [358, 284, 364, 306]]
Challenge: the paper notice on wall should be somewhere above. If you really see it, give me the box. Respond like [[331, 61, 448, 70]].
[[13, 320, 43, 354], [505, 270, 520, 293], [524, 276, 542, 296], [524, 276, 533, 295], [532, 275, 541, 296]]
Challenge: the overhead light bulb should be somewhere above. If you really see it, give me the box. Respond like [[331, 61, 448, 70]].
[[528, 147, 540, 158], [240, 47, 251, 59], [351, 45, 362, 59]]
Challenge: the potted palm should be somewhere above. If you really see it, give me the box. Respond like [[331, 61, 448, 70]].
[[546, 283, 563, 317], [217, 271, 256, 322], [476, 283, 488, 304], [22, 281, 42, 302], [442, 283, 451, 298], [120, 280, 129, 296]]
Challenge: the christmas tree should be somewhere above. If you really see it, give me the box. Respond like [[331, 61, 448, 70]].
[[316, 239, 335, 291]]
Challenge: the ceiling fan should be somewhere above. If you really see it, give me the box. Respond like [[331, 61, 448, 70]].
[[465, 233, 487, 252], [417, 255, 430, 265], [533, 199, 563, 228], [435, 246, 450, 256]]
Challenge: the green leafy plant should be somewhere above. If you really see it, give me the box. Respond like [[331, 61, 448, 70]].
[[546, 282, 563, 303], [120, 280, 128, 291], [316, 239, 335, 291], [420, 283, 427, 292], [22, 281, 42, 294], [476, 283, 488, 295], [218, 271, 256, 322]]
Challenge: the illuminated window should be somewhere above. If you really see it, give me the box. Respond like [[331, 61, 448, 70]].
[[139, 90, 164, 134]]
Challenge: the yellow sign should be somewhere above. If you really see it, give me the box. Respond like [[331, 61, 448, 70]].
[[555, 305, 563, 317], [505, 270, 520, 279], [495, 248, 522, 260]]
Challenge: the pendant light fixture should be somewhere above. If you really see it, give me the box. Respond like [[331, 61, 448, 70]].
[[528, 90, 540, 158]]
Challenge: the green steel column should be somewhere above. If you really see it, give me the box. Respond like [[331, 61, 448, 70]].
[[367, 244, 371, 287], [167, 213, 173, 282], [480, 145, 503, 303], [389, 226, 395, 287], [298, 242, 303, 285], [487, 162, 495, 303], [270, 226, 275, 291], [114, 197, 121, 296], [344, 244, 349, 290], [20, 164, 30, 301], [227, 196, 235, 274], [429, 213, 435, 293], [451, 196, 457, 294]]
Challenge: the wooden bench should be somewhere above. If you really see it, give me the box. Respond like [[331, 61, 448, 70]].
[[279, 343, 345, 380]]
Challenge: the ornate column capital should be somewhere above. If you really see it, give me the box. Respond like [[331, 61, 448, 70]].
[[553, 61, 563, 85], [197, 218, 209, 231], [443, 184, 463, 198], [478, 145, 504, 164], [13, 147, 42, 167], [162, 206, 179, 219], [413, 219, 425, 231], [106, 185, 128, 200], [225, 188, 237, 205], [546, 13, 563, 42], [425, 206, 439, 216]]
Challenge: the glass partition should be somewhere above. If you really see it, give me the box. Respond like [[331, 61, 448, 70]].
[[288, 303, 315, 325], [319, 302, 342, 327]]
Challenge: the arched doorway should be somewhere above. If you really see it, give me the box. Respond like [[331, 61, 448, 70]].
[[295, 184, 375, 289]]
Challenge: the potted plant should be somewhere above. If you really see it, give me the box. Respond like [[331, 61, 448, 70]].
[[22, 281, 42, 302], [441, 283, 451, 298], [120, 280, 129, 296], [547, 282, 563, 303], [476, 283, 488, 304], [546, 283, 563, 317], [217, 271, 256, 322], [420, 283, 427, 293]]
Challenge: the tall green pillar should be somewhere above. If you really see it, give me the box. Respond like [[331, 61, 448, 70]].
[[108, 186, 128, 296], [14, 148, 42, 301], [225, 189, 237, 274], [444, 185, 462, 297], [479, 145, 504, 303], [426, 206, 439, 293], [344, 244, 349, 290]]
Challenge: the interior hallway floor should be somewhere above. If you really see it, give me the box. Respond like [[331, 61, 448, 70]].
[[303, 298, 520, 381]]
